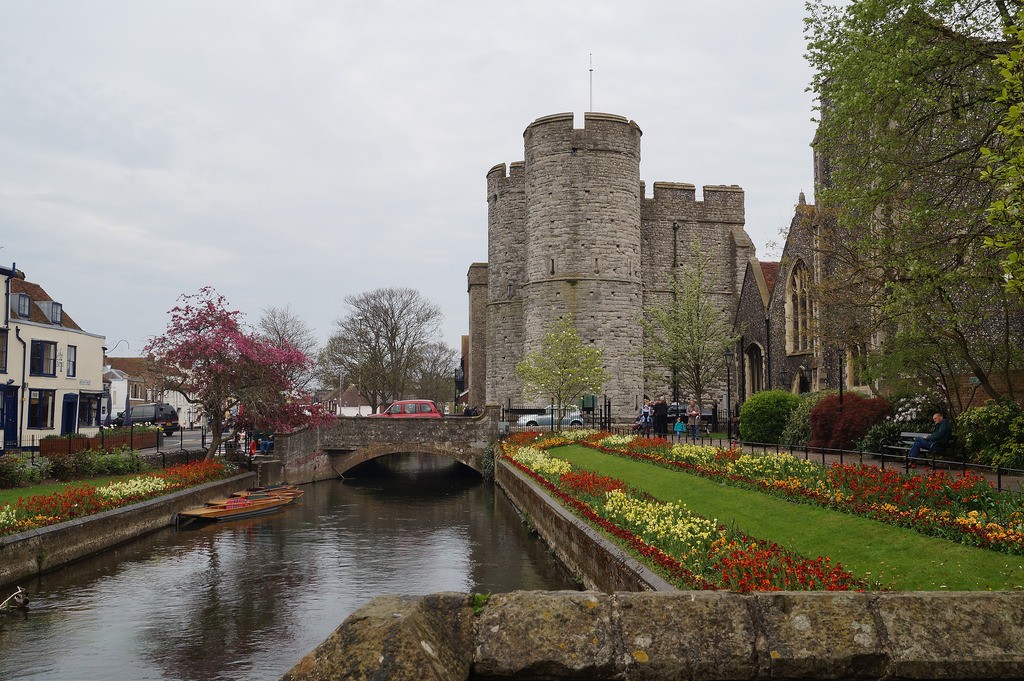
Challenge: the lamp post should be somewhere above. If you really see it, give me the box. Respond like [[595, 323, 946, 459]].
[[724, 348, 734, 441], [454, 366, 465, 412], [838, 350, 845, 412]]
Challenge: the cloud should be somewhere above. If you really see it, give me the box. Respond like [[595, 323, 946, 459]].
[[1, 0, 817, 355]]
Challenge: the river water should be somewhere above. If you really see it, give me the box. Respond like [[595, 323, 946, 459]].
[[0, 454, 577, 680]]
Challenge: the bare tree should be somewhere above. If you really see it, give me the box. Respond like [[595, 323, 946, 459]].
[[414, 341, 460, 406], [258, 304, 320, 392], [319, 287, 444, 412]]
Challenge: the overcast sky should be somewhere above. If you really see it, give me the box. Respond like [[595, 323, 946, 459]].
[[1, 1, 818, 358]]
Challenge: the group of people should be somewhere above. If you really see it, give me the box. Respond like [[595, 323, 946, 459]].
[[637, 397, 703, 440]]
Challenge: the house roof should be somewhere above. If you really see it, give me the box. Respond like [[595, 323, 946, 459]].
[[340, 385, 371, 407], [106, 356, 156, 376], [759, 261, 780, 296], [9, 278, 83, 331]]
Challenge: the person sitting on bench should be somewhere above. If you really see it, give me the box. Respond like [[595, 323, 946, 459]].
[[909, 412, 952, 462]]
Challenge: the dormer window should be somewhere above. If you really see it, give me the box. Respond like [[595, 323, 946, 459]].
[[15, 293, 29, 318], [48, 302, 62, 324]]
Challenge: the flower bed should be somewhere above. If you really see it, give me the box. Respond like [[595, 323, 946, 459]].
[[520, 430, 1024, 556], [501, 436, 870, 592], [0, 460, 233, 537]]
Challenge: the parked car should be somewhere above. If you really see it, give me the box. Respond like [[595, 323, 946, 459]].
[[369, 399, 443, 418], [516, 405, 584, 428], [112, 403, 181, 434]]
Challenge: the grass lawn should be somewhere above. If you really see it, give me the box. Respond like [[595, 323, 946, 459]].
[[0, 476, 126, 506], [553, 444, 1024, 591]]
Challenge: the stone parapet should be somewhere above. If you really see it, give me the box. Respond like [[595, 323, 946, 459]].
[[285, 590, 1024, 680]]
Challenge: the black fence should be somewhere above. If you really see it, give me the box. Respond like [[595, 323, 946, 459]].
[[503, 396, 613, 432], [501, 420, 1024, 495]]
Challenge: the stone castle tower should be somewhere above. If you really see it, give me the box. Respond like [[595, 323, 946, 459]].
[[468, 112, 755, 421]]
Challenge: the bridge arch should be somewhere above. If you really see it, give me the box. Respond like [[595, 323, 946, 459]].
[[274, 406, 502, 484], [325, 443, 485, 477]]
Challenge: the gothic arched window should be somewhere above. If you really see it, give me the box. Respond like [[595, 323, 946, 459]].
[[745, 343, 764, 395], [786, 260, 813, 353]]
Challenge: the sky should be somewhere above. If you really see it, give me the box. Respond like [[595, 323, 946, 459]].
[[1, 1, 819, 358]]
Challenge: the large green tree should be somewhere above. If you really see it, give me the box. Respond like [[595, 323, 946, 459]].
[[805, 0, 1024, 407], [638, 251, 738, 410], [516, 316, 609, 413], [982, 18, 1024, 292]]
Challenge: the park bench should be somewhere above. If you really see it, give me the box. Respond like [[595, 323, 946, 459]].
[[883, 431, 946, 465]]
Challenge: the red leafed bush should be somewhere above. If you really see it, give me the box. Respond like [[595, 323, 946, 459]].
[[809, 393, 891, 451]]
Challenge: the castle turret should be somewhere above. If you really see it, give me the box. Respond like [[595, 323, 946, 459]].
[[520, 112, 644, 419], [484, 162, 527, 405]]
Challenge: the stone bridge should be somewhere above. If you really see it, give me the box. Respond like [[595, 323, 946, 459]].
[[272, 406, 503, 484]]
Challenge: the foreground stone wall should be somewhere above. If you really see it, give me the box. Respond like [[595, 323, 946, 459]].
[[0, 472, 254, 589], [284, 590, 1024, 680]]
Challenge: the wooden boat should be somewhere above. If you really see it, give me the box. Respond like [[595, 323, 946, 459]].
[[177, 494, 292, 522], [231, 484, 303, 504]]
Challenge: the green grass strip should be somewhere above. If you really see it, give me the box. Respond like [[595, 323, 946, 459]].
[[553, 444, 1024, 591], [0, 476, 126, 506]]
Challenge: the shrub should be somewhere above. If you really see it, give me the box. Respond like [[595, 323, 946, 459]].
[[808, 393, 891, 451], [739, 390, 801, 445], [958, 400, 1024, 468], [0, 453, 43, 488], [92, 448, 144, 475], [781, 391, 837, 447]]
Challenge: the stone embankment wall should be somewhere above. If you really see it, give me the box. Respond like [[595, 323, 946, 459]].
[[495, 459, 673, 592], [0, 472, 254, 589], [283, 590, 1024, 680]]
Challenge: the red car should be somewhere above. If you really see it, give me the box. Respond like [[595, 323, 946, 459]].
[[370, 399, 443, 418]]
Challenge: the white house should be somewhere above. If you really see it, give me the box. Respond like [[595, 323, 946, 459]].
[[1, 265, 105, 450]]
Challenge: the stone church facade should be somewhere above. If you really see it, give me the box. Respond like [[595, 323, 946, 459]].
[[731, 193, 849, 412], [466, 112, 755, 422]]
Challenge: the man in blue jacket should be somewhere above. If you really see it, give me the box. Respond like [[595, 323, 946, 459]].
[[909, 412, 953, 461]]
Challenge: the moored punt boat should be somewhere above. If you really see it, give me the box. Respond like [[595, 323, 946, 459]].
[[177, 494, 292, 522], [232, 484, 303, 503]]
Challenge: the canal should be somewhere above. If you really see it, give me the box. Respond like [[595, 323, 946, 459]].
[[0, 454, 578, 680]]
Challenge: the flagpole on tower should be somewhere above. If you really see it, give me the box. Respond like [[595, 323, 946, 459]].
[[589, 53, 593, 112]]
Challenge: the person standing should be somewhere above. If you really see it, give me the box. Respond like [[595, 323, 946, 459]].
[[673, 416, 685, 441], [687, 399, 701, 439], [653, 397, 669, 437], [639, 400, 653, 436]]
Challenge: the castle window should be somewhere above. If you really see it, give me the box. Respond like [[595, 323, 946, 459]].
[[786, 260, 813, 353], [550, 259, 555, 275], [507, 284, 513, 299]]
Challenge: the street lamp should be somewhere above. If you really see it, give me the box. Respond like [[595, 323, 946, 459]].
[[724, 348, 734, 441]]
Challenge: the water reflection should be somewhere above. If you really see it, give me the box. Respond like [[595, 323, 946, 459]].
[[0, 454, 577, 680]]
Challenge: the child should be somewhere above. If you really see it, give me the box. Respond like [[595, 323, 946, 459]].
[[673, 417, 685, 441]]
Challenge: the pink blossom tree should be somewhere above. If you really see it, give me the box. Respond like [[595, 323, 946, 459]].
[[145, 287, 333, 460]]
